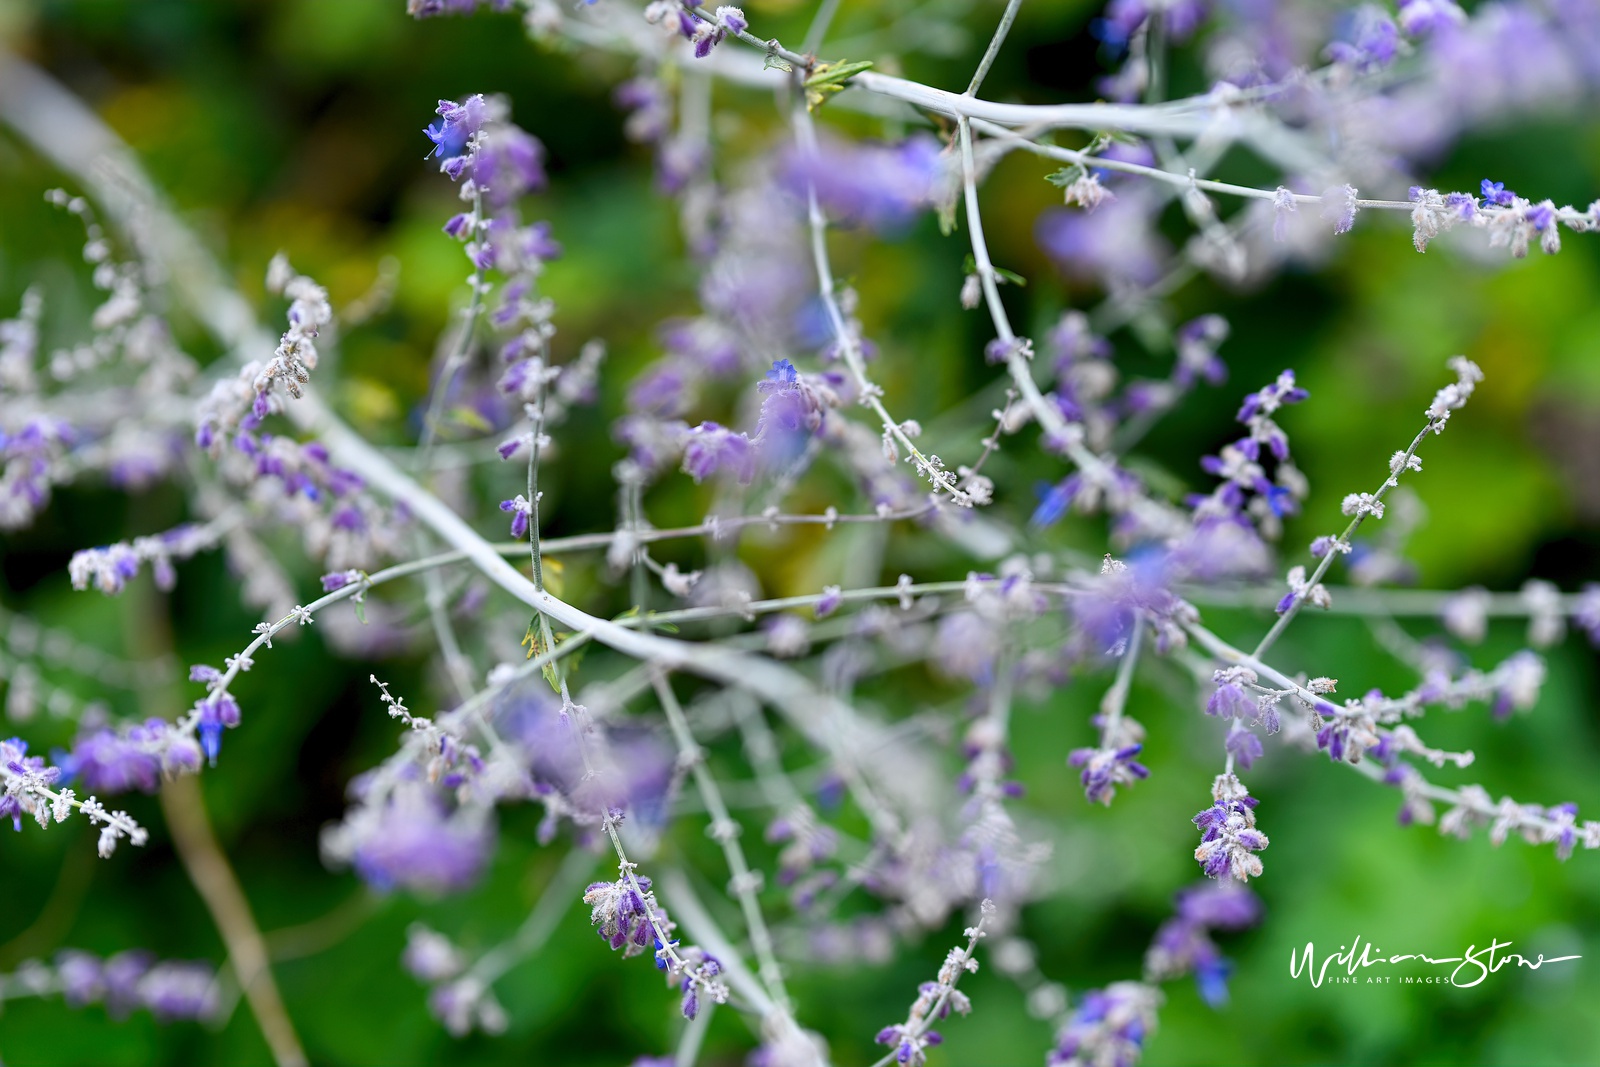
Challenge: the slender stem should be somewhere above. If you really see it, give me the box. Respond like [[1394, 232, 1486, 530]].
[[415, 188, 489, 701], [263, 892, 382, 963], [955, 117, 1187, 539], [676, 999, 716, 1067], [161, 775, 307, 1067], [1098, 618, 1143, 743], [1143, 15, 1166, 105], [418, 189, 487, 452], [801, 0, 844, 55], [653, 672, 791, 1012], [1252, 423, 1431, 659], [966, 0, 1024, 97], [865, 910, 992, 1067], [967, 117, 1420, 210], [1183, 583, 1596, 618], [793, 101, 973, 505], [655, 868, 781, 1022], [468, 847, 596, 986]]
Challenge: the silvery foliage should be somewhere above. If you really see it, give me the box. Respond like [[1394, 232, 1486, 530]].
[[4, 0, 1600, 1063]]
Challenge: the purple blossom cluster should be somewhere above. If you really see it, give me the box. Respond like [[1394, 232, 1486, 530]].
[[1193, 774, 1269, 882], [1144, 881, 1262, 1007], [1047, 981, 1160, 1067], [584, 868, 728, 1019], [4, 950, 220, 1022]]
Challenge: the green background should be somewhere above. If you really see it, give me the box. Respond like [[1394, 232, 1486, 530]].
[[3, 1, 1600, 1064]]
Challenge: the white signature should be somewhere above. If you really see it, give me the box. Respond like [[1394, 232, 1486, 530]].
[[1290, 935, 1580, 988]]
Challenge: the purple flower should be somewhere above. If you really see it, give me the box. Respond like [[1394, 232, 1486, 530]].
[[500, 497, 531, 539], [1206, 681, 1253, 719], [63, 731, 155, 793], [475, 124, 548, 208], [1398, 0, 1465, 35], [781, 134, 946, 231], [1094, 0, 1209, 48], [1174, 315, 1229, 387], [340, 784, 494, 896], [425, 96, 486, 163], [1320, 184, 1360, 235], [1037, 197, 1169, 286], [681, 422, 755, 484], [1068, 744, 1150, 805], [102, 951, 155, 1018], [1175, 879, 1262, 929], [55, 951, 106, 1007], [1192, 781, 1268, 881], [1047, 983, 1157, 1067], [1325, 8, 1400, 71], [321, 569, 363, 592], [754, 358, 823, 463], [1031, 476, 1082, 528], [196, 692, 241, 764], [584, 874, 661, 952], [1526, 201, 1556, 231], [1224, 723, 1264, 770], [1481, 179, 1516, 207], [138, 961, 219, 1021], [402, 924, 465, 982], [933, 612, 999, 683], [1546, 802, 1581, 861]]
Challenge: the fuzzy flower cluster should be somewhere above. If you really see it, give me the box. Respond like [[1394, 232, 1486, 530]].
[[1409, 179, 1600, 257], [68, 523, 222, 596], [1193, 370, 1309, 539], [643, 2, 748, 59], [255, 254, 331, 408], [1193, 773, 1269, 882], [1143, 880, 1262, 1007], [2, 737, 147, 857], [874, 902, 992, 1067], [584, 867, 728, 1019], [1, 950, 219, 1022], [1047, 981, 1161, 1067]]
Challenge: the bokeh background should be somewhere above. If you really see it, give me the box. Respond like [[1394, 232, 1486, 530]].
[[3, 0, 1600, 1064]]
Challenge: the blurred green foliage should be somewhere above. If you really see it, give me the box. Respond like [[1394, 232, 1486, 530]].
[[3, 1, 1600, 1065]]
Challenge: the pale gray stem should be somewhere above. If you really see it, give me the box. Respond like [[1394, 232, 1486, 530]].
[[966, 0, 1024, 97]]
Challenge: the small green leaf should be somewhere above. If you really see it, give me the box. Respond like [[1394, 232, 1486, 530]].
[[960, 254, 1026, 287], [803, 60, 873, 110], [802, 59, 873, 89], [994, 265, 1027, 287], [521, 616, 561, 691], [1046, 165, 1087, 188], [449, 405, 493, 433]]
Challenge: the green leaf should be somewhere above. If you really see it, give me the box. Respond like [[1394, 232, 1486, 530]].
[[802, 59, 873, 89], [960, 254, 1026, 287], [445, 405, 492, 433], [1046, 164, 1087, 188], [521, 616, 561, 691], [803, 60, 873, 109]]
